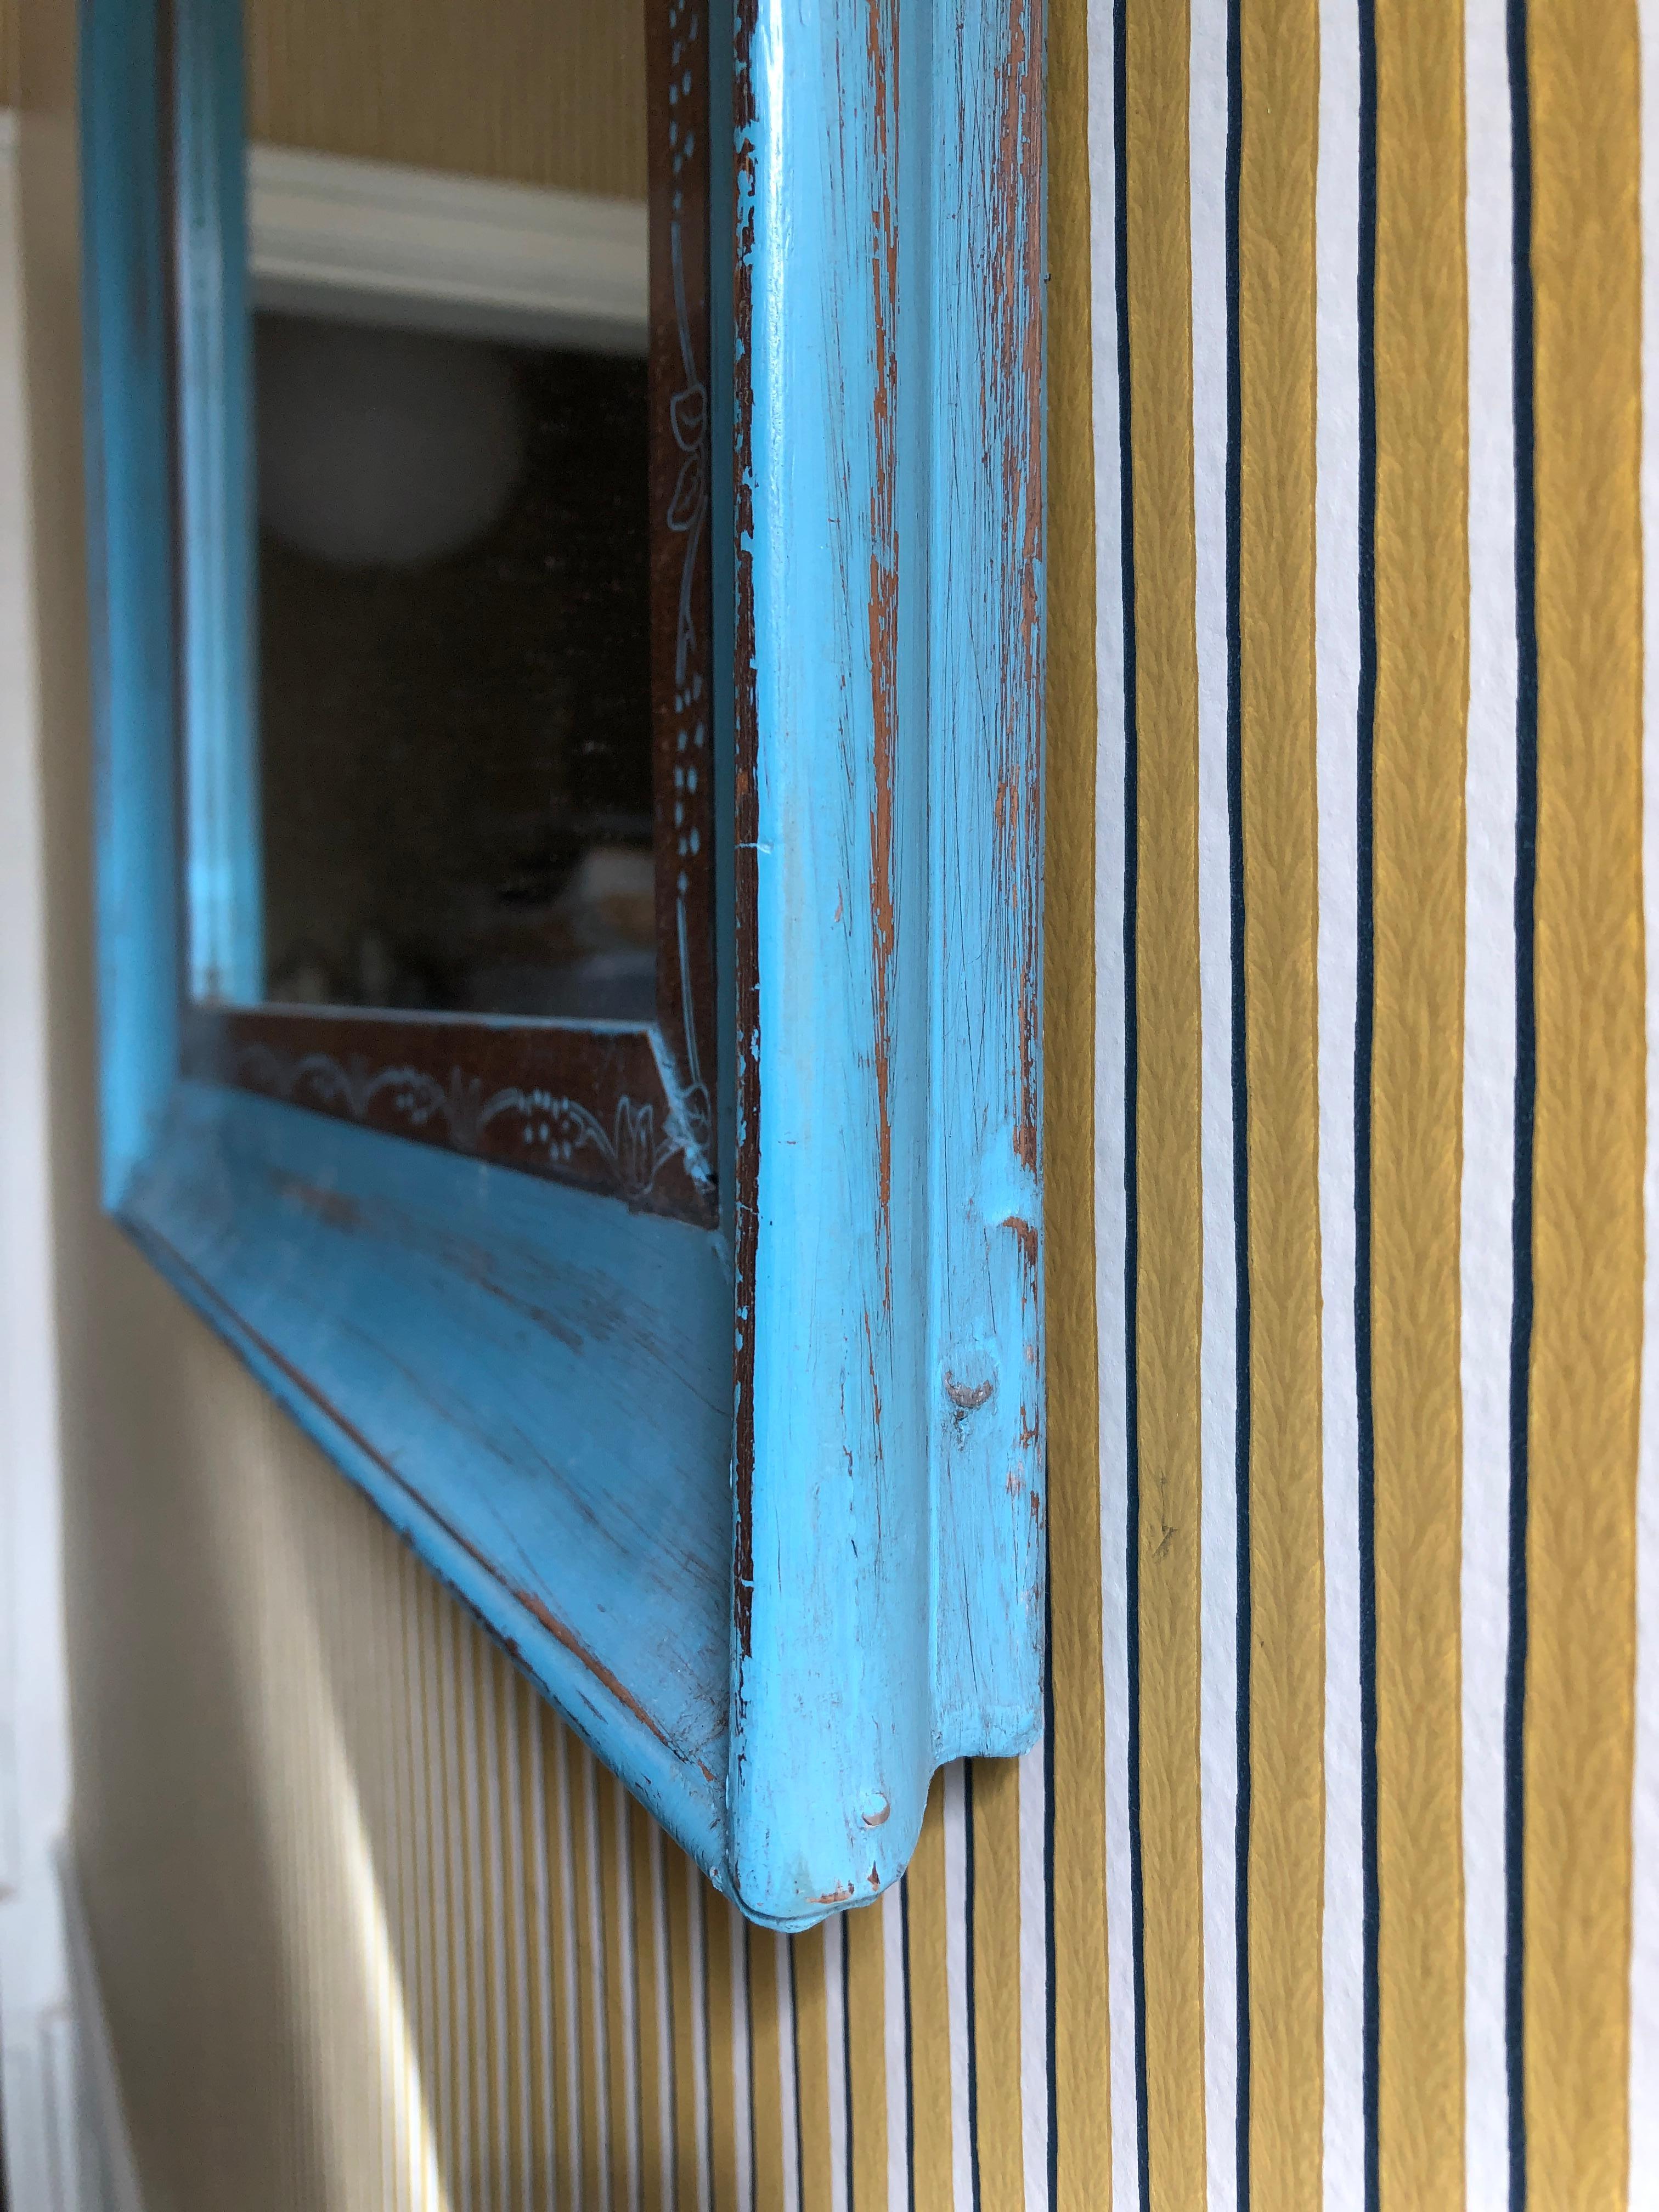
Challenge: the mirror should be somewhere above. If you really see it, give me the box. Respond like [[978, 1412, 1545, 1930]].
[[193, 0, 659, 1023], [254, 317, 654, 1020], [172, 0, 718, 1218]]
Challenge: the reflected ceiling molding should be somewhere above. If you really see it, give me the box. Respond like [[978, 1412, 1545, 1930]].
[[246, 143, 650, 354]]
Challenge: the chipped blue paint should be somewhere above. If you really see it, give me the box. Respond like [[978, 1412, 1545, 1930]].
[[80, 0, 738, 1889], [81, 0, 1043, 1932], [728, 0, 1045, 1924], [127, 1084, 735, 1868]]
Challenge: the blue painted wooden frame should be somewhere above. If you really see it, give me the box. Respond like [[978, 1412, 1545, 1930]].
[[80, 0, 1043, 1929]]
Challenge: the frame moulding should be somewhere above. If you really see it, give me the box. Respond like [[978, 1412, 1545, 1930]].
[[80, 0, 1044, 1931], [246, 142, 650, 353]]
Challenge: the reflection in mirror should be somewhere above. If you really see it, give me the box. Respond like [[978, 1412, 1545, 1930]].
[[255, 314, 654, 1020], [191, 0, 656, 1024]]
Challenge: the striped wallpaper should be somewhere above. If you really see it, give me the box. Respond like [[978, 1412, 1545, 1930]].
[[38, 0, 1659, 2205]]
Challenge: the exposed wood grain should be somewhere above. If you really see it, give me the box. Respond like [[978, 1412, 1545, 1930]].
[[728, 0, 1045, 1927], [647, 0, 718, 1192], [189, 1003, 715, 1221], [182, 0, 718, 1228], [124, 1083, 732, 1869], [927, 0, 1047, 1764], [84, 0, 1043, 1934]]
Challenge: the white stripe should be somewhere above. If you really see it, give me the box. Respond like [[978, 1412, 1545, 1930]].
[[1462, 4, 1521, 2205], [942, 1764, 974, 2212], [1189, 3, 1240, 2204], [1018, 1742, 1050, 2212], [1632, 0, 1659, 2194], [883, 1883, 909, 2212], [1315, 0, 1366, 2199], [1089, 0, 1142, 2192], [826, 1917, 850, 2212], [777, 1931, 803, 2212]]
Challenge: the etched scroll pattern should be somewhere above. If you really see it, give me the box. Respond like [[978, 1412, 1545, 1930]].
[[664, 0, 711, 1137], [234, 1045, 696, 1205]]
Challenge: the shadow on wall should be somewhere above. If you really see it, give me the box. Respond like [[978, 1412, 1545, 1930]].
[[71, 1235, 1039, 2209]]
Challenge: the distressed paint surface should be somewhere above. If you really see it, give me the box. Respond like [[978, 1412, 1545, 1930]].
[[926, 0, 1047, 1763], [730, 0, 1046, 1926], [82, 0, 1046, 1934], [127, 1084, 735, 1869]]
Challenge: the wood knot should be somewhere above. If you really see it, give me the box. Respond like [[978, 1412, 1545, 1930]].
[[944, 1372, 995, 1412]]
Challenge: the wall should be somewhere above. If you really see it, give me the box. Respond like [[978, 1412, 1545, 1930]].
[[0, 82, 86, 2212], [14, 3, 1658, 2212], [243, 0, 646, 198]]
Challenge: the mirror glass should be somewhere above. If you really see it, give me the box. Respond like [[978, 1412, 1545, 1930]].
[[193, 0, 656, 1023]]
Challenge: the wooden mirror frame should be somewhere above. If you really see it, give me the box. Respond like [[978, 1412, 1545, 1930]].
[[80, 0, 1044, 1928], [169, 0, 718, 1223]]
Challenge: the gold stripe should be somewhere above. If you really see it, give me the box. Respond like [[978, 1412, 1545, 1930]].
[[749, 1928, 788, 2210], [704, 1889, 740, 2210], [1235, 0, 1327, 2200], [971, 1762, 1025, 2210], [845, 1900, 889, 2211], [1044, 0, 1110, 2200], [1368, 2, 1470, 2200], [907, 1775, 956, 2212], [793, 1929, 833, 2212], [1123, 0, 1207, 2199], [1525, 0, 1644, 2194], [242, 0, 647, 200]]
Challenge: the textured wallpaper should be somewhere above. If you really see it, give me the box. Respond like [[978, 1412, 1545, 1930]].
[[27, 0, 1657, 2205], [1075, 0, 1650, 2202], [241, 0, 646, 197]]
